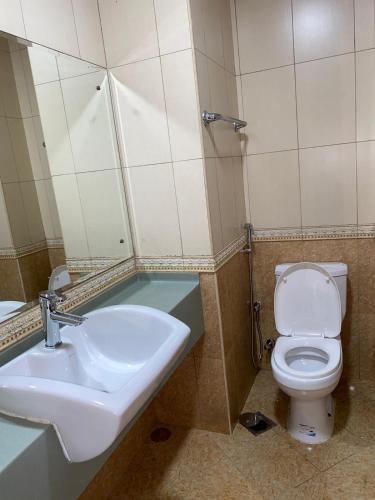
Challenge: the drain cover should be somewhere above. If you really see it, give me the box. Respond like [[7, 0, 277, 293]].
[[239, 411, 277, 436], [150, 427, 171, 442]]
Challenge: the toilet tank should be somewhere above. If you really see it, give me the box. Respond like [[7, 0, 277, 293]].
[[275, 262, 348, 319]]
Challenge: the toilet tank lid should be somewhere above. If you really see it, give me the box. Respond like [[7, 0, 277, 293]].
[[275, 262, 347, 278]]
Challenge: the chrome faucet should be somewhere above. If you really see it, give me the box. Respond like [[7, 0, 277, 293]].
[[39, 290, 87, 348]]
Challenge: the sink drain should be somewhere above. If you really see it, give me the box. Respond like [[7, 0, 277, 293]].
[[150, 427, 171, 442], [239, 411, 276, 436]]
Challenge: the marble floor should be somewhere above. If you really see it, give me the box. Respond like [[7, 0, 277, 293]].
[[109, 371, 375, 499]]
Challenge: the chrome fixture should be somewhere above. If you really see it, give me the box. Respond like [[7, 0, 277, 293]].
[[202, 110, 247, 132], [39, 290, 86, 348], [242, 223, 263, 369], [242, 222, 254, 254]]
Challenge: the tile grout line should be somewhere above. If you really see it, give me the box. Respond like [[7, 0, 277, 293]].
[[69, 0, 82, 60], [239, 47, 374, 79], [151, 0, 184, 256], [290, 0, 303, 235], [353, 0, 360, 238]]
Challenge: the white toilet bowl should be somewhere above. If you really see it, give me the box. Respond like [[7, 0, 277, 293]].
[[271, 262, 347, 444]]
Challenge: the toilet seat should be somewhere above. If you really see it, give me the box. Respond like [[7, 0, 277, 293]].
[[273, 336, 341, 379], [274, 262, 342, 338]]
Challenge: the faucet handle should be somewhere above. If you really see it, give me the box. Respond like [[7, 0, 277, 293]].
[[39, 290, 67, 307]]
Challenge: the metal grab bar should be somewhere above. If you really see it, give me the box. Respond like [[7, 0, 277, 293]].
[[202, 110, 247, 132]]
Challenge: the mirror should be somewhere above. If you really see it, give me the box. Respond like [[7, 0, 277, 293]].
[[0, 34, 133, 322]]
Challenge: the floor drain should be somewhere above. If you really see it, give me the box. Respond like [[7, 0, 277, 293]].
[[239, 411, 277, 436], [150, 427, 171, 442]]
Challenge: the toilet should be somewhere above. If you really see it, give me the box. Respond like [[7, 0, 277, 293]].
[[271, 262, 347, 444]]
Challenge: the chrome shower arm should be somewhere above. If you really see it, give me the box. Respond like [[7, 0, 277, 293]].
[[202, 110, 247, 132]]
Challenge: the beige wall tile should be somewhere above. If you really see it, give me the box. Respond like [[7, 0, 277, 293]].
[[226, 72, 241, 157], [205, 158, 224, 254], [35, 81, 75, 176], [206, 59, 233, 158], [2, 182, 30, 247], [0, 117, 18, 183], [173, 159, 211, 256], [0, 51, 22, 118], [355, 0, 375, 51], [230, 0, 240, 76], [7, 118, 33, 181], [0, 0, 25, 38], [357, 141, 375, 225], [20, 0, 79, 57], [32, 116, 50, 180], [216, 157, 240, 246], [110, 58, 171, 167], [52, 174, 90, 259], [19, 181, 45, 243], [195, 50, 216, 158], [126, 163, 182, 257], [296, 54, 355, 148], [77, 170, 132, 259], [98, 0, 159, 68], [235, 0, 293, 73], [71, 0, 106, 66], [232, 157, 246, 233], [246, 150, 301, 229], [300, 143, 357, 227], [23, 118, 43, 180], [242, 65, 297, 154], [61, 71, 120, 173], [35, 180, 58, 240], [161, 50, 201, 161], [356, 49, 375, 142], [154, 0, 191, 55], [202, 0, 225, 67], [56, 54, 100, 80], [28, 46, 59, 86], [221, 0, 236, 75], [0, 184, 13, 248], [189, 0, 205, 54], [293, 0, 354, 63], [9, 50, 33, 118]]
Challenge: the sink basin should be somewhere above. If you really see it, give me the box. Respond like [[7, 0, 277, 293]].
[[0, 305, 190, 462]]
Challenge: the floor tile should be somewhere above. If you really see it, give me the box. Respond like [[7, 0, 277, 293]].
[[211, 424, 318, 499], [285, 446, 375, 500], [275, 425, 362, 472]]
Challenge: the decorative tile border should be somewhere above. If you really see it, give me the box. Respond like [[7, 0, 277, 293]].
[[0, 239, 64, 260], [302, 225, 358, 240], [253, 225, 365, 242], [253, 228, 303, 242], [358, 225, 375, 238], [66, 257, 126, 273], [136, 234, 247, 273]]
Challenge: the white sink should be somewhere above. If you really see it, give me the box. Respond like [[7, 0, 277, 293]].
[[0, 305, 190, 462]]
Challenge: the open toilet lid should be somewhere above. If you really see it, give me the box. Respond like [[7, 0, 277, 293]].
[[274, 262, 342, 338]]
